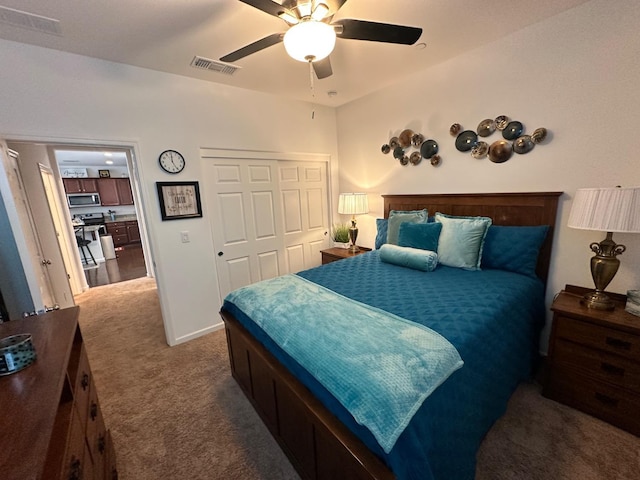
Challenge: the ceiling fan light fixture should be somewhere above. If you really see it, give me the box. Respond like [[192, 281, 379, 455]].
[[283, 20, 336, 62], [311, 3, 329, 21]]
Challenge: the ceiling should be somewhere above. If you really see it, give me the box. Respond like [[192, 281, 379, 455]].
[[54, 149, 128, 168], [0, 0, 590, 107]]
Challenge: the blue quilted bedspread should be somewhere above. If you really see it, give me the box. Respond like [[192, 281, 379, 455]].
[[222, 250, 545, 480]]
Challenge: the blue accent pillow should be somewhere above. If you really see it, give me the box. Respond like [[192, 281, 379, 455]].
[[481, 225, 549, 278], [375, 218, 388, 249], [379, 244, 438, 272], [435, 212, 492, 270], [387, 209, 429, 245], [398, 222, 442, 251]]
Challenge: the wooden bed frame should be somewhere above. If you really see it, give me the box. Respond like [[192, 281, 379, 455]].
[[221, 192, 562, 480]]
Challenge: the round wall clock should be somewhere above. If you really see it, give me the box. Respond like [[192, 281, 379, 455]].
[[158, 150, 185, 174]]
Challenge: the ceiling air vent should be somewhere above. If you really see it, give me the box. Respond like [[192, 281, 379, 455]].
[[0, 6, 61, 35], [190, 56, 240, 76]]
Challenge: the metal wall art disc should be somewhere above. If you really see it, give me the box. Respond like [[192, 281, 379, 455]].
[[502, 121, 524, 140], [430, 154, 442, 166], [381, 144, 391, 154], [409, 151, 422, 165], [495, 115, 509, 130], [449, 123, 462, 136], [420, 139, 439, 158], [455, 130, 478, 152], [400, 155, 409, 166], [471, 141, 489, 159], [531, 127, 548, 144], [389, 137, 399, 148], [393, 146, 405, 159], [399, 129, 414, 147], [513, 135, 534, 154], [411, 133, 424, 147], [477, 119, 496, 137], [488, 140, 513, 163]]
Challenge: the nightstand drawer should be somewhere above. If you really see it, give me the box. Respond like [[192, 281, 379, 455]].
[[555, 315, 640, 361], [546, 365, 640, 436], [553, 338, 640, 392]]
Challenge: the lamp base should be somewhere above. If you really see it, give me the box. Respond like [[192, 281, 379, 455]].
[[580, 290, 615, 311], [348, 244, 360, 253]]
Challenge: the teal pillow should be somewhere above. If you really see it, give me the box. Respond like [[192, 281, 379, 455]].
[[435, 212, 492, 270], [481, 225, 549, 278], [375, 218, 388, 249], [379, 244, 438, 272], [387, 209, 429, 245], [398, 222, 442, 251]]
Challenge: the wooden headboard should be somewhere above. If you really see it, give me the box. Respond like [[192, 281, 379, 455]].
[[383, 192, 562, 285]]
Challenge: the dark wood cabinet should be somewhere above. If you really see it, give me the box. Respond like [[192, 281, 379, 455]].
[[321, 246, 372, 265], [0, 307, 117, 480], [543, 285, 640, 436], [63, 178, 98, 194], [106, 220, 139, 246], [97, 178, 133, 206]]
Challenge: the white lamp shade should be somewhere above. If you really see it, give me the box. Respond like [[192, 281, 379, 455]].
[[283, 21, 336, 62], [568, 186, 640, 233], [338, 193, 369, 215]]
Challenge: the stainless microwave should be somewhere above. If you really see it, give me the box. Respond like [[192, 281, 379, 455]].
[[67, 193, 101, 208]]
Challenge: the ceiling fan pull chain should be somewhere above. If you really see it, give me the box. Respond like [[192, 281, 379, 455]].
[[308, 59, 315, 97]]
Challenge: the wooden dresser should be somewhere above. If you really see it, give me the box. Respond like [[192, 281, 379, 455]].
[[543, 285, 640, 436], [0, 307, 117, 480]]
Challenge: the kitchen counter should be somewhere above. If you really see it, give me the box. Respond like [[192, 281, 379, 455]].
[[104, 214, 137, 223]]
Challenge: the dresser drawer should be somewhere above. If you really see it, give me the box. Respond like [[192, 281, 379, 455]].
[[74, 344, 92, 426], [554, 315, 640, 361], [546, 365, 640, 436], [553, 338, 640, 392]]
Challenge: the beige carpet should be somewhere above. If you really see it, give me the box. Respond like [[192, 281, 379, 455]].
[[75, 277, 640, 480]]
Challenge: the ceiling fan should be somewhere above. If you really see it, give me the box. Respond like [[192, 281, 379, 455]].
[[220, 0, 423, 79]]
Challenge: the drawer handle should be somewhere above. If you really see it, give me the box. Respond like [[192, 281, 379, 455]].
[[81, 373, 89, 390], [112, 467, 119, 480], [600, 362, 625, 376], [605, 337, 632, 350], [98, 433, 106, 453], [594, 392, 619, 407], [68, 458, 82, 480], [90, 402, 98, 421]]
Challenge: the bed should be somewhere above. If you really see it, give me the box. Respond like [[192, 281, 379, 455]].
[[220, 192, 561, 480]]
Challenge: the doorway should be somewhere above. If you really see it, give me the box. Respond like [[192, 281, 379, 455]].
[[5, 139, 154, 298]]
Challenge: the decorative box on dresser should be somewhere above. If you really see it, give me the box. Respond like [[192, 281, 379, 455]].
[[543, 285, 640, 436], [320, 246, 372, 265], [0, 307, 117, 480]]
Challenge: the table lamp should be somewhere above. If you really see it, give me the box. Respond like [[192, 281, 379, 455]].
[[567, 186, 640, 310], [338, 193, 369, 253]]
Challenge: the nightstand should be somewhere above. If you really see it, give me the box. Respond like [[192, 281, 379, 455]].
[[543, 285, 640, 436], [321, 246, 372, 265]]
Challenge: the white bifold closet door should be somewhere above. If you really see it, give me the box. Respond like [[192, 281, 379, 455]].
[[206, 158, 329, 301]]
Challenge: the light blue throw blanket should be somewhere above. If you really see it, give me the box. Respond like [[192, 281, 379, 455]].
[[225, 274, 464, 453]]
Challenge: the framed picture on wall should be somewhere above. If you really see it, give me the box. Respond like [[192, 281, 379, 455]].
[[156, 181, 203, 221], [98, 169, 111, 178]]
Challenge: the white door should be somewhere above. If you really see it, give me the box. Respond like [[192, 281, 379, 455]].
[[206, 158, 330, 301], [39, 165, 82, 298], [0, 145, 56, 312], [279, 162, 329, 272]]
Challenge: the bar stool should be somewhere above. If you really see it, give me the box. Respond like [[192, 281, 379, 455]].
[[75, 227, 97, 266]]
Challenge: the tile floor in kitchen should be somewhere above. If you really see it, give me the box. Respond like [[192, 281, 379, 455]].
[[83, 243, 147, 287]]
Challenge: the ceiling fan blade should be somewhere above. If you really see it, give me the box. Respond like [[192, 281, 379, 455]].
[[220, 33, 284, 63], [239, 0, 296, 19], [313, 57, 333, 79], [333, 19, 422, 45], [324, 0, 349, 20]]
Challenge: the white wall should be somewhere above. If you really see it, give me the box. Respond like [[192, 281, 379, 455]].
[[335, 0, 640, 348], [0, 39, 339, 344]]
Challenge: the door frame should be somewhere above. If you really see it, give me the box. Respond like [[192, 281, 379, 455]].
[[1, 135, 155, 297]]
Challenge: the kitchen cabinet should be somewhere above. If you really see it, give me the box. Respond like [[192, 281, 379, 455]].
[[126, 220, 141, 243], [106, 219, 140, 246], [0, 307, 118, 480], [63, 178, 98, 194], [97, 178, 133, 206]]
